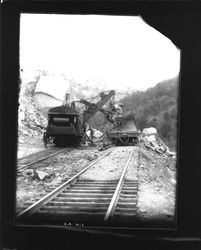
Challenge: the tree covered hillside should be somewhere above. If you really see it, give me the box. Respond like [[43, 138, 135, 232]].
[[121, 76, 179, 150]]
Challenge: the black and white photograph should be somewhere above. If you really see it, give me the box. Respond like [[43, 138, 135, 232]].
[[15, 13, 180, 228]]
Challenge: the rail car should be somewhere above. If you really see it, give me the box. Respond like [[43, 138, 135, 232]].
[[43, 105, 85, 146], [109, 113, 141, 145]]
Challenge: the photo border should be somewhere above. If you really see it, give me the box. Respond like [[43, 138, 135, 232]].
[[1, 1, 201, 249]]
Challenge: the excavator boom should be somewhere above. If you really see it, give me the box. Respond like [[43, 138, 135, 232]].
[[80, 90, 115, 122]]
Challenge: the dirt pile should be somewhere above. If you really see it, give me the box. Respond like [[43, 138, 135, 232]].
[[137, 145, 176, 224], [137, 127, 177, 224]]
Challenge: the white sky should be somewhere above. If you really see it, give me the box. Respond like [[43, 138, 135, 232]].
[[20, 14, 180, 92]]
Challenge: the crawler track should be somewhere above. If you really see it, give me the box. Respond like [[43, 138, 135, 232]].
[[17, 147, 69, 171], [16, 147, 139, 224]]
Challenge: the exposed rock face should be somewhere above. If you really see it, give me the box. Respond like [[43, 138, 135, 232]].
[[18, 70, 48, 144]]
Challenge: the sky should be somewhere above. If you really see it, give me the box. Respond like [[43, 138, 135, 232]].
[[20, 14, 180, 94]]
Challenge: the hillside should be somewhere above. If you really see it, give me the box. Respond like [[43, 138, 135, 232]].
[[121, 76, 179, 150]]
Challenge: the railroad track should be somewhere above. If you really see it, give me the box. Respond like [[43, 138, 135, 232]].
[[17, 147, 69, 171], [16, 146, 139, 224]]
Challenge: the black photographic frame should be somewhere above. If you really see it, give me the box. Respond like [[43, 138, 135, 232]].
[[1, 1, 201, 249]]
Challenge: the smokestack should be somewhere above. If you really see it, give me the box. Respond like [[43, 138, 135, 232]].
[[63, 93, 71, 106]]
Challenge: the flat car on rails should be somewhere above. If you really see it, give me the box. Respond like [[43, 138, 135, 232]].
[[43, 105, 84, 146], [109, 112, 141, 146]]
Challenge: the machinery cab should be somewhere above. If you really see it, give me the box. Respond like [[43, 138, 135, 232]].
[[44, 106, 84, 146], [48, 114, 77, 130]]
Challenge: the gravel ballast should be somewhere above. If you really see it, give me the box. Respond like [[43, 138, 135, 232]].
[[16, 142, 177, 227]]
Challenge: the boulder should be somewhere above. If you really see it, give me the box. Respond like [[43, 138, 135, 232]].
[[146, 135, 157, 143], [93, 129, 103, 138], [150, 140, 158, 148], [166, 149, 176, 157], [166, 157, 176, 171], [18, 138, 24, 144], [142, 127, 157, 136], [142, 127, 176, 156], [86, 130, 91, 137], [34, 170, 50, 181]]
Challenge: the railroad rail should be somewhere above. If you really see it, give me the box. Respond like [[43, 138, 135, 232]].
[[17, 147, 69, 171], [104, 146, 135, 221], [16, 146, 139, 224], [18, 148, 51, 161]]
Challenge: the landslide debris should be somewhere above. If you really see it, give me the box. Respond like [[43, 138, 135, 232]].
[[137, 127, 177, 224], [142, 127, 176, 157]]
